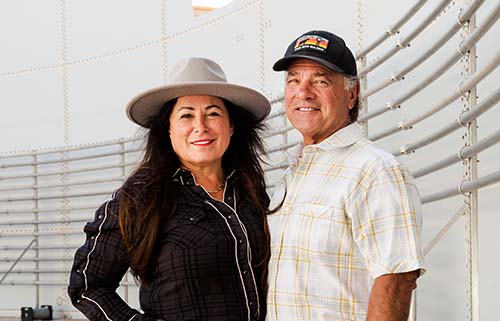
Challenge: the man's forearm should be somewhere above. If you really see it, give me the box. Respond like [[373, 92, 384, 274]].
[[365, 270, 420, 321]]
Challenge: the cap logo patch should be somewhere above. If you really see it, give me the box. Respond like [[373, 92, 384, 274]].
[[294, 35, 329, 52]]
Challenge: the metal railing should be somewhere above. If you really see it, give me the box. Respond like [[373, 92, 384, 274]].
[[1, 0, 499, 320]]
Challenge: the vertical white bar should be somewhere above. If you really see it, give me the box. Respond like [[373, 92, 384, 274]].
[[462, 7, 479, 321], [33, 153, 40, 307], [356, 0, 368, 138], [119, 141, 130, 303]]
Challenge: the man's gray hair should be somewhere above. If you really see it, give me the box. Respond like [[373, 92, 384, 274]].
[[343, 74, 359, 91], [343, 74, 360, 122]]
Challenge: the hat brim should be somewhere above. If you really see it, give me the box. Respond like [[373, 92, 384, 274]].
[[273, 54, 346, 74], [126, 82, 271, 127]]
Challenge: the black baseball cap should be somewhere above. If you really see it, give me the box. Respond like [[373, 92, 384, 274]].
[[273, 30, 357, 76]]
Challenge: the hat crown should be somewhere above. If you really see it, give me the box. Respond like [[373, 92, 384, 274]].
[[273, 29, 357, 76], [168, 57, 228, 84]]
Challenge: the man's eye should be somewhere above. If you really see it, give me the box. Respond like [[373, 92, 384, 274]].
[[287, 79, 298, 84], [315, 79, 328, 85]]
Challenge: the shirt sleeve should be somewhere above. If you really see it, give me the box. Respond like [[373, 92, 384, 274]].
[[67, 190, 153, 321], [349, 161, 425, 279]]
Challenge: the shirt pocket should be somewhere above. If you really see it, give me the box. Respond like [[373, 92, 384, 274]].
[[161, 209, 219, 249], [285, 203, 347, 257]]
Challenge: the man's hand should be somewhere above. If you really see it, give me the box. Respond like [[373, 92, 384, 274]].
[[366, 270, 421, 321]]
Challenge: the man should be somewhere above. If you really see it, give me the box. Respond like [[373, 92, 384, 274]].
[[267, 30, 425, 321]]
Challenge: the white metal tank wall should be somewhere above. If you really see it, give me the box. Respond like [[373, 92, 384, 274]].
[[360, 1, 500, 320], [0, 0, 499, 320]]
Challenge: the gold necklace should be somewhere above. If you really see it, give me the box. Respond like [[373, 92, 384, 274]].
[[206, 182, 225, 194]]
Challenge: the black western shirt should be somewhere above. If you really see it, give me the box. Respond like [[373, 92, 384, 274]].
[[68, 168, 268, 321]]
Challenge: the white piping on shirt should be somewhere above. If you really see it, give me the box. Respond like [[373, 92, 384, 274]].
[[80, 191, 141, 321], [172, 168, 181, 177], [205, 200, 252, 321], [128, 313, 140, 321], [81, 295, 113, 321], [206, 190, 261, 321], [230, 191, 261, 320]]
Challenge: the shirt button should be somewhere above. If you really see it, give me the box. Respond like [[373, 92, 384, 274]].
[[238, 239, 243, 244], [90, 236, 95, 240], [227, 196, 233, 202], [243, 270, 247, 275], [97, 215, 103, 219], [227, 215, 232, 219], [189, 217, 195, 222], [249, 301, 254, 306]]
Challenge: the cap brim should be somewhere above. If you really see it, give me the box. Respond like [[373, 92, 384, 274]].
[[273, 54, 346, 74], [126, 82, 271, 127]]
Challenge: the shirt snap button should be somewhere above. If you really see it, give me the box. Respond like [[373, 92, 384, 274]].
[[243, 270, 247, 275], [227, 215, 232, 219]]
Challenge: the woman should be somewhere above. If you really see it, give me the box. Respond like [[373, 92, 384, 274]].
[[68, 57, 272, 321]]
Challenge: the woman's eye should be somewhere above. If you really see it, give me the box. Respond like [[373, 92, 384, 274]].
[[180, 114, 192, 119], [207, 112, 221, 117]]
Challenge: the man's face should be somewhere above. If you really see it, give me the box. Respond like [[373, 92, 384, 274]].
[[284, 59, 358, 145]]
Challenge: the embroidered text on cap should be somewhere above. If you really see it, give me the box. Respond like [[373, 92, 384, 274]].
[[294, 35, 329, 52]]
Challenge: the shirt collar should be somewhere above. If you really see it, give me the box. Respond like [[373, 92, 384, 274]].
[[172, 167, 237, 186], [287, 123, 363, 165]]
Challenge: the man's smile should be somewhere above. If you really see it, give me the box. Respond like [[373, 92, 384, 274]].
[[296, 107, 320, 111]]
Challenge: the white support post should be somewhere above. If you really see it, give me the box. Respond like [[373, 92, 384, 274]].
[[357, 0, 368, 137], [119, 142, 130, 303], [32, 153, 40, 307], [359, 61, 368, 138], [461, 7, 480, 321]]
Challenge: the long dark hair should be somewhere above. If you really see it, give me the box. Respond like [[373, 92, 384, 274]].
[[118, 98, 271, 290]]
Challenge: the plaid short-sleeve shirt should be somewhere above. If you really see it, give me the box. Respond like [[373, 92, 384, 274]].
[[267, 124, 424, 321]]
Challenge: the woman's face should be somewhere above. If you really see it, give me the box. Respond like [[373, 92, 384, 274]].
[[169, 95, 233, 170]]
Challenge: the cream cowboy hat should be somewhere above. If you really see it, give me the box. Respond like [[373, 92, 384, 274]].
[[126, 57, 271, 127]]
